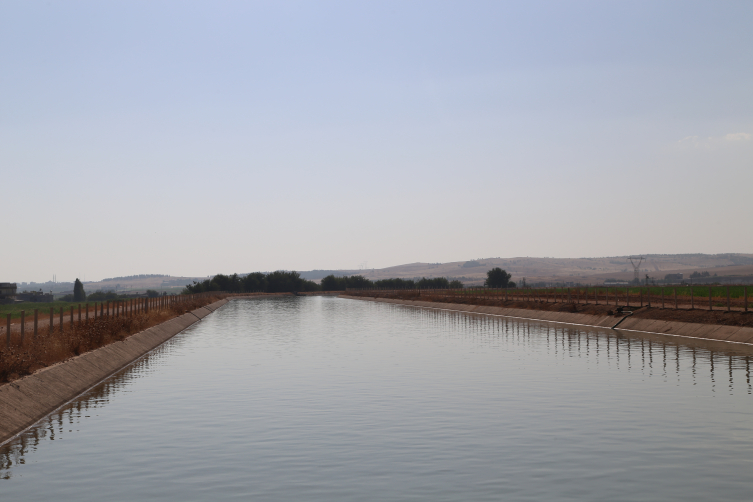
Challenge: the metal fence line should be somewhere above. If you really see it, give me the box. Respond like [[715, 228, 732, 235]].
[[344, 284, 750, 313]]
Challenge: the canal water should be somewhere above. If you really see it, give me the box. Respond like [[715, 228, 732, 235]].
[[2, 296, 753, 501]]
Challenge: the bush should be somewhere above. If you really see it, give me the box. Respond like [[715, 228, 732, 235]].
[[87, 291, 121, 301]]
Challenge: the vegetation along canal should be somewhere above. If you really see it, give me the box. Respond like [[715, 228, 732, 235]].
[[2, 296, 753, 501]]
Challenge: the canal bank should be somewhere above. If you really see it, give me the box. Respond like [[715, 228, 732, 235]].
[[340, 294, 753, 346], [0, 298, 231, 446]]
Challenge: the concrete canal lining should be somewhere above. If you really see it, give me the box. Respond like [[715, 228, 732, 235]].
[[0, 298, 230, 446], [341, 295, 753, 346]]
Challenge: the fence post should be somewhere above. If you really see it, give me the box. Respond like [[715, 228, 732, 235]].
[[745, 286, 748, 312], [647, 287, 651, 307], [674, 288, 677, 309], [640, 288, 643, 307], [626, 287, 630, 307], [690, 286, 694, 309], [5, 314, 10, 348], [727, 286, 731, 312], [34, 309, 38, 338], [20, 310, 25, 344], [86, 303, 89, 321], [60, 307, 64, 333], [661, 287, 664, 309], [78, 304, 82, 324], [50, 307, 54, 334], [70, 306, 74, 325], [709, 287, 712, 311]]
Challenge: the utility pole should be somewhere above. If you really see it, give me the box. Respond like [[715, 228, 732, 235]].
[[628, 256, 645, 284]]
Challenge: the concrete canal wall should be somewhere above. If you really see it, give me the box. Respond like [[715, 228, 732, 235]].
[[0, 298, 230, 446], [341, 295, 753, 346]]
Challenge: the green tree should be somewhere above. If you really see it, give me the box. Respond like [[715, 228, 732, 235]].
[[321, 274, 343, 291], [73, 278, 86, 302], [242, 272, 267, 292], [266, 271, 320, 292], [321, 275, 374, 291], [485, 268, 512, 288], [373, 278, 415, 289], [417, 277, 450, 288]]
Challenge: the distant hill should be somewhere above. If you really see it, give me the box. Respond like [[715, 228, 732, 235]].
[[299, 254, 753, 285], [73, 253, 753, 292], [84, 275, 211, 292]]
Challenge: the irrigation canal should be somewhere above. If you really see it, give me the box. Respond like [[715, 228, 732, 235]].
[[2, 295, 753, 501]]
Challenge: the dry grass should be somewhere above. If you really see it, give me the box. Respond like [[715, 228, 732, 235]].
[[0, 295, 224, 384]]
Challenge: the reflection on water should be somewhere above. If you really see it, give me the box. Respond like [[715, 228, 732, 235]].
[[0, 340, 179, 479], [394, 303, 753, 397], [2, 297, 753, 501]]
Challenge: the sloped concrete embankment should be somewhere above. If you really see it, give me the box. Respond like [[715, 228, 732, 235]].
[[0, 298, 230, 446], [340, 295, 753, 346]]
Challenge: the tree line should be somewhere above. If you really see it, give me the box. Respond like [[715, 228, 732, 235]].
[[183, 271, 320, 294], [320, 275, 464, 291], [182, 267, 516, 294]]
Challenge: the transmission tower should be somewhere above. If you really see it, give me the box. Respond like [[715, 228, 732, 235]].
[[628, 256, 644, 283]]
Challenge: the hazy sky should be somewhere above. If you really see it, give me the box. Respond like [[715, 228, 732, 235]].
[[2, 1, 751, 282]]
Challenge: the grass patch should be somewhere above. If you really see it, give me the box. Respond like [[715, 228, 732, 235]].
[[0, 301, 99, 321]]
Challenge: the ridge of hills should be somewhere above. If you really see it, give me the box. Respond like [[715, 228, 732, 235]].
[[31, 253, 751, 293], [298, 253, 753, 285]]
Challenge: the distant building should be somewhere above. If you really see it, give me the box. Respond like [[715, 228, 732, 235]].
[[0, 282, 17, 304], [16, 290, 54, 303], [663, 273, 684, 283], [603, 279, 629, 286], [0, 282, 17, 297]]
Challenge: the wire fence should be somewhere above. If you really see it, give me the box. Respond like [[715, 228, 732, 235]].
[[345, 285, 750, 312], [2, 291, 227, 349]]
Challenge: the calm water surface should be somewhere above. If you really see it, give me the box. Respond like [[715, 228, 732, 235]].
[[2, 296, 753, 501]]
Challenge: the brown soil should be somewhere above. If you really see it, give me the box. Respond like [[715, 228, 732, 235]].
[[348, 292, 753, 328]]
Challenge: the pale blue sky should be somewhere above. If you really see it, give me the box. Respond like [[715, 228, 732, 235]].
[[2, 1, 751, 282]]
